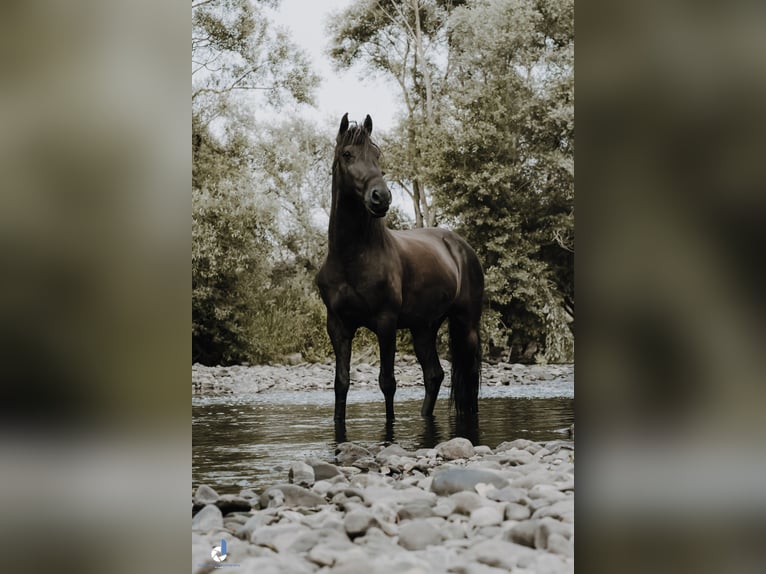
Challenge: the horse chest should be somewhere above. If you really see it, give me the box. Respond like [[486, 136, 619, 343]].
[[319, 262, 399, 323]]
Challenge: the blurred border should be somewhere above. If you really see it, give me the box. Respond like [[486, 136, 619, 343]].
[[0, 1, 190, 573], [577, 0, 766, 572]]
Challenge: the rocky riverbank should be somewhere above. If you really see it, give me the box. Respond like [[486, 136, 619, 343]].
[[192, 436, 574, 573], [192, 360, 574, 397]]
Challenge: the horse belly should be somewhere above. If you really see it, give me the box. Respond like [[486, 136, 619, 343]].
[[398, 283, 454, 328]]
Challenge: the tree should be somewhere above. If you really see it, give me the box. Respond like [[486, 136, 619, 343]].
[[192, 0, 321, 364], [427, 0, 574, 361], [327, 0, 462, 227]]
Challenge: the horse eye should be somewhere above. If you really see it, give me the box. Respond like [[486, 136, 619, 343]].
[[342, 151, 352, 159]]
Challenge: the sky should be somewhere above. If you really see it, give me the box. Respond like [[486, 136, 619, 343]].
[[268, 0, 400, 134]]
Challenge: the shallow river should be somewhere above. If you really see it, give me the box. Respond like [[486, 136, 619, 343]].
[[193, 383, 573, 495]]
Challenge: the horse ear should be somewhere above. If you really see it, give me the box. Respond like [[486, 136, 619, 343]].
[[338, 113, 349, 136], [363, 114, 373, 134]]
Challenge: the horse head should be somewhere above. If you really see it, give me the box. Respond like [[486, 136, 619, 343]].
[[334, 113, 391, 218]]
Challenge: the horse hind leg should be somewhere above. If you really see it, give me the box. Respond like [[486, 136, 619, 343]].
[[448, 315, 481, 417], [412, 326, 445, 417]]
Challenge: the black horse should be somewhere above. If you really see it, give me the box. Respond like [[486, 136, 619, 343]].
[[317, 114, 484, 424]]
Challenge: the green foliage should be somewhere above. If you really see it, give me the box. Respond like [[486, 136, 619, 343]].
[[425, 0, 574, 362], [192, 0, 573, 366]]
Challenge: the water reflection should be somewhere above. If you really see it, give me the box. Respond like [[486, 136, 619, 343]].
[[193, 394, 573, 494]]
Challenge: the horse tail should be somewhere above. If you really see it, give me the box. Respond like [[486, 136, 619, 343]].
[[448, 316, 481, 417]]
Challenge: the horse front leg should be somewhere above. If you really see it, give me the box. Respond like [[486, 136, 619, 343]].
[[376, 317, 398, 420], [328, 314, 354, 423]]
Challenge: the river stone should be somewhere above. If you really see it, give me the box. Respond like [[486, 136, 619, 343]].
[[192, 503, 223, 532], [470, 505, 504, 527], [495, 438, 543, 455], [376, 443, 411, 462], [506, 519, 538, 548], [433, 499, 456, 517], [532, 498, 574, 522], [529, 484, 569, 502], [336, 443, 372, 465], [437, 437, 475, 460], [431, 468, 508, 495], [496, 448, 535, 466], [344, 508, 378, 539], [505, 502, 531, 521], [362, 485, 436, 507], [440, 521, 466, 540], [535, 517, 574, 549], [238, 511, 278, 539], [546, 533, 575, 558], [486, 485, 526, 503], [193, 484, 219, 505], [250, 523, 311, 552], [288, 461, 315, 487], [398, 501, 435, 521], [306, 458, 344, 480], [327, 547, 369, 573], [468, 538, 537, 570], [398, 519, 442, 550], [530, 553, 573, 574], [448, 491, 486, 515], [260, 484, 326, 508], [215, 494, 252, 514]]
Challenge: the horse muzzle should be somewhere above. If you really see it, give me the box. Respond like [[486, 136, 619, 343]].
[[365, 183, 391, 218]]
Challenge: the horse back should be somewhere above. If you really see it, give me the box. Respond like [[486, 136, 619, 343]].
[[392, 227, 483, 325]]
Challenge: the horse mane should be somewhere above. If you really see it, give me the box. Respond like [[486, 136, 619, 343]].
[[335, 123, 381, 157]]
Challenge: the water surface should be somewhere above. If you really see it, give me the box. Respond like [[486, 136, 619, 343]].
[[193, 384, 573, 494]]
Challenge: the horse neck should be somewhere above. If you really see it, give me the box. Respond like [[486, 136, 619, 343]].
[[328, 173, 388, 257]]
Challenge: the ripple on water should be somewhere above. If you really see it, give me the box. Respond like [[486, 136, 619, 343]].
[[193, 384, 574, 495]]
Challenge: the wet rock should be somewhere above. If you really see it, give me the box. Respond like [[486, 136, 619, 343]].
[[351, 455, 380, 472], [376, 443, 411, 462], [336, 443, 372, 465], [193, 484, 219, 505], [260, 484, 327, 508], [288, 461, 315, 487], [495, 448, 535, 466], [192, 503, 223, 532], [437, 437, 475, 460], [398, 519, 443, 550], [431, 468, 508, 495], [215, 494, 252, 514], [344, 508, 378, 539], [239, 488, 258, 500], [496, 439, 542, 455]]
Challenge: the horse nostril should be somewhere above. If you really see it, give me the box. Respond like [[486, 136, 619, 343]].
[[371, 188, 382, 205]]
